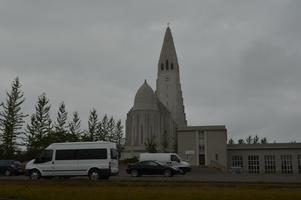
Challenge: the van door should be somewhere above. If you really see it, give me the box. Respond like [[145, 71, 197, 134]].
[[53, 149, 78, 176], [33, 149, 54, 176]]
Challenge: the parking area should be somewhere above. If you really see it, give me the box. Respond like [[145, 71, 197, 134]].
[[1, 166, 301, 183]]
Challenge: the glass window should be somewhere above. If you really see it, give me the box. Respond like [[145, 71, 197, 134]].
[[248, 155, 259, 174], [165, 60, 169, 70], [34, 150, 53, 163], [171, 155, 180, 162], [161, 63, 164, 70], [77, 149, 107, 160], [145, 161, 159, 166], [171, 63, 174, 70], [110, 149, 118, 160], [264, 155, 276, 173], [232, 155, 243, 168], [281, 155, 293, 174], [55, 150, 77, 160]]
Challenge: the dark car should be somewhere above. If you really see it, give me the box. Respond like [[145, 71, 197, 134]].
[[0, 160, 23, 176], [126, 160, 181, 177]]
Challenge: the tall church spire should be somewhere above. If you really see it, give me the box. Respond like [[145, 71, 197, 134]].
[[156, 26, 187, 127]]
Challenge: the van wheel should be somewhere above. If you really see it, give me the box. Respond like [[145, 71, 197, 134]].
[[89, 169, 100, 181], [131, 170, 139, 177], [4, 169, 11, 176], [164, 169, 173, 177], [29, 169, 41, 180]]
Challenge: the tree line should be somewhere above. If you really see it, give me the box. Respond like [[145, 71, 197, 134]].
[[228, 135, 268, 145], [0, 77, 124, 161]]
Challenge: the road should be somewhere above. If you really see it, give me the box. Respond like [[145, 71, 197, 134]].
[[1, 167, 301, 183]]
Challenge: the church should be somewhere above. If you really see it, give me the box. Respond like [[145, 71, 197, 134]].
[[123, 26, 301, 174]]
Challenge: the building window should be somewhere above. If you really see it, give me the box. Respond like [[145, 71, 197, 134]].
[[165, 60, 169, 70], [140, 125, 143, 145], [171, 63, 174, 70], [264, 155, 276, 173], [298, 155, 301, 174], [281, 155, 293, 174], [161, 63, 164, 70], [215, 154, 218, 161], [248, 155, 259, 174], [232, 155, 243, 168]]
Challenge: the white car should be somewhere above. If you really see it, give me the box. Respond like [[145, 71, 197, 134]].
[[139, 153, 191, 174], [25, 141, 119, 180]]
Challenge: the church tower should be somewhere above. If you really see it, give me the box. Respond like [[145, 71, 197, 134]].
[[156, 26, 187, 127]]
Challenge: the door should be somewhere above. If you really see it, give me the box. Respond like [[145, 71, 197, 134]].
[[33, 149, 54, 176], [52, 149, 78, 176], [199, 154, 205, 166]]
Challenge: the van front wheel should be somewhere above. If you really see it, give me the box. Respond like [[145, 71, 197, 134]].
[[29, 169, 41, 180], [89, 169, 100, 181]]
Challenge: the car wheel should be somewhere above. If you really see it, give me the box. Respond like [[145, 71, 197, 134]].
[[4, 169, 11, 176], [164, 169, 173, 177], [89, 169, 100, 181], [131, 170, 139, 177], [29, 169, 41, 180]]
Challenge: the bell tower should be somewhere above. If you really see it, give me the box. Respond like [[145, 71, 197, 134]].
[[156, 26, 187, 127]]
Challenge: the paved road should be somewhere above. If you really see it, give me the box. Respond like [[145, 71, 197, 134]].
[[1, 167, 301, 183]]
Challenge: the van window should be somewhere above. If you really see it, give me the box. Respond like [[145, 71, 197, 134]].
[[34, 150, 53, 163], [77, 149, 107, 160], [171, 155, 180, 162], [110, 149, 118, 160], [55, 150, 77, 160]]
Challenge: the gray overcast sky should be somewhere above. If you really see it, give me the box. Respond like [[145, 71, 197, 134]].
[[0, 0, 300, 142]]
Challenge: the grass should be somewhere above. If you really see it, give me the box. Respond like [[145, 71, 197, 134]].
[[0, 181, 301, 200]]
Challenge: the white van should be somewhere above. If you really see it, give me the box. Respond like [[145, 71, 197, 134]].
[[139, 153, 191, 174], [25, 141, 118, 180]]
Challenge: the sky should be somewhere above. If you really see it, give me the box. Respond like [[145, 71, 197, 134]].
[[0, 0, 300, 143]]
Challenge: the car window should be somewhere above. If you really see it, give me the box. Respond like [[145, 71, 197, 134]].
[[34, 150, 53, 164], [144, 161, 159, 166], [171, 155, 180, 162]]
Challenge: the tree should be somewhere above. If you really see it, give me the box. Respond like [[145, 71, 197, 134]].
[[25, 93, 52, 158], [0, 77, 28, 158], [68, 111, 82, 142], [238, 139, 245, 144], [99, 114, 109, 141], [107, 116, 115, 142], [113, 120, 124, 156], [53, 102, 68, 142], [246, 135, 253, 144], [253, 135, 259, 144], [83, 109, 99, 141], [228, 138, 235, 144], [260, 137, 268, 144], [145, 136, 157, 153]]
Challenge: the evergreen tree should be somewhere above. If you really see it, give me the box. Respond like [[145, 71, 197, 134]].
[[0, 77, 28, 158], [113, 120, 124, 156], [83, 108, 99, 141], [145, 136, 157, 153], [25, 93, 52, 158], [107, 116, 115, 142], [261, 137, 268, 144], [96, 114, 108, 141], [253, 135, 259, 144], [246, 135, 253, 144], [238, 139, 245, 144], [228, 138, 235, 144], [53, 102, 68, 142], [68, 111, 82, 142]]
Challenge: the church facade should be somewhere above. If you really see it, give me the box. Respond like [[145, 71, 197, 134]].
[[123, 27, 301, 174]]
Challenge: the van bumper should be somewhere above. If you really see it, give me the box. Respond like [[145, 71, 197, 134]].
[[179, 167, 191, 173]]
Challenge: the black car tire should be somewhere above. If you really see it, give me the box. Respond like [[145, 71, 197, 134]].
[[164, 169, 173, 177], [29, 169, 41, 180], [89, 169, 100, 181], [4, 169, 11, 176], [131, 169, 139, 177]]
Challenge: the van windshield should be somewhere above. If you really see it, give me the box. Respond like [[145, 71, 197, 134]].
[[34, 150, 53, 163], [110, 149, 118, 160], [171, 155, 181, 162]]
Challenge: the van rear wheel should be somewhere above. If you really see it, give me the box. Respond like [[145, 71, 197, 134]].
[[89, 169, 100, 181]]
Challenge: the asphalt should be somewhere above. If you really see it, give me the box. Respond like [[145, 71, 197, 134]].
[[1, 166, 301, 183]]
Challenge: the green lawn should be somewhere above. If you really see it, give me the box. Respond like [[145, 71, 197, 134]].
[[0, 181, 301, 200]]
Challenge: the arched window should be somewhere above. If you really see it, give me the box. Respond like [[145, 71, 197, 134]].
[[161, 63, 164, 70], [165, 60, 169, 70], [171, 63, 174, 70]]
